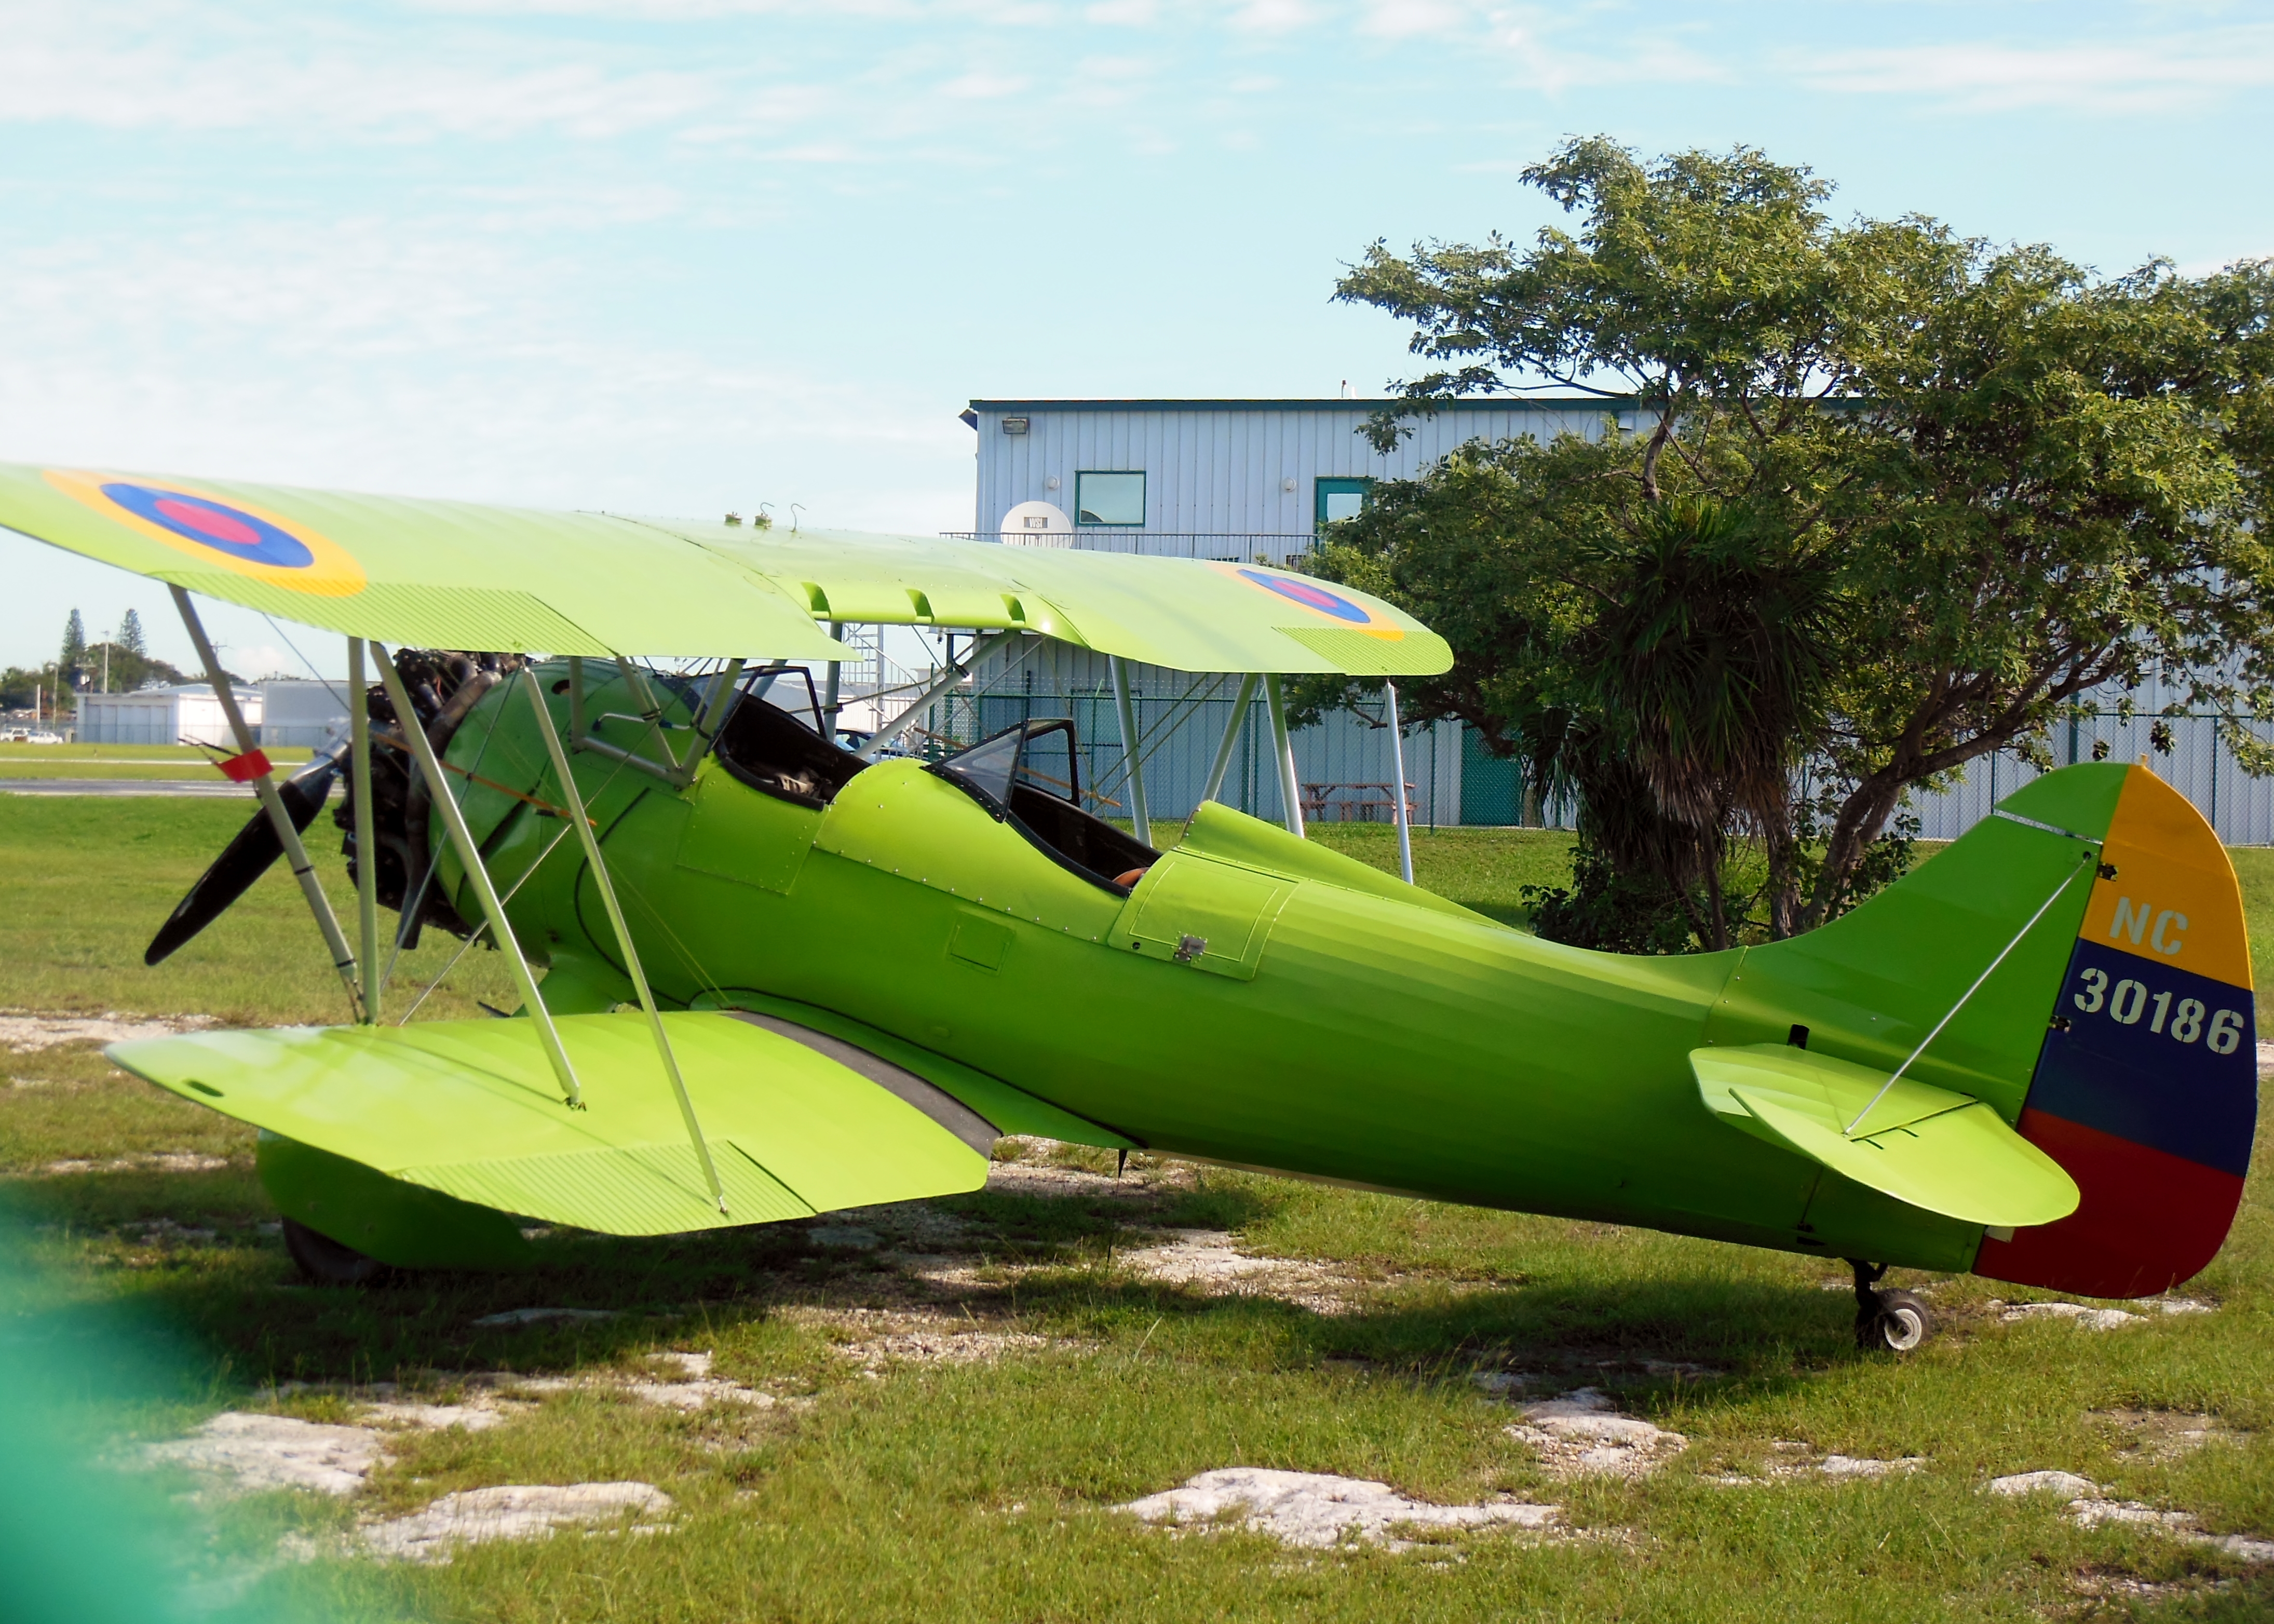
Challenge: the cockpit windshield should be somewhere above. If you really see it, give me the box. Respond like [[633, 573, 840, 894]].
[[712, 666, 867, 808], [931, 719, 1156, 892]]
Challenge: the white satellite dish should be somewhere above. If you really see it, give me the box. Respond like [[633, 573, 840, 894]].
[[998, 500, 1073, 546]]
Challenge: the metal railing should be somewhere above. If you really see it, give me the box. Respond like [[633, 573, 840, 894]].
[[941, 531, 1318, 565]]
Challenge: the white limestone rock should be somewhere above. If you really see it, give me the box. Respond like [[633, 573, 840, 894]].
[[361, 1401, 509, 1431], [360, 1482, 674, 1564], [2000, 1302, 2140, 1331], [1116, 1468, 1556, 1550], [1818, 1454, 1928, 1479], [1506, 1388, 1688, 1479], [1990, 1470, 2099, 1498], [145, 1412, 383, 1496]]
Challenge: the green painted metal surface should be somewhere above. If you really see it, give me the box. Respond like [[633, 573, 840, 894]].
[[256, 1131, 536, 1268], [0, 462, 1450, 673], [688, 525, 1453, 673], [78, 641, 2257, 1289], [112, 1012, 990, 1235], [1693, 1045, 2080, 1227]]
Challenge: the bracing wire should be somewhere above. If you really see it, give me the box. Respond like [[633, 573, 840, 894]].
[[1842, 849, 2096, 1136], [261, 615, 356, 715], [389, 679, 654, 1022]]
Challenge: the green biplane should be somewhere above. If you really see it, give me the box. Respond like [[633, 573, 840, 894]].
[[1, 463, 2256, 1352]]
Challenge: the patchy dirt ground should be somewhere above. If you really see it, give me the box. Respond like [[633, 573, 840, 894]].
[[0, 1009, 216, 1052]]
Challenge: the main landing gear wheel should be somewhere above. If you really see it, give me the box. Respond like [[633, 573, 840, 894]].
[[1848, 1260, 1934, 1353], [282, 1216, 387, 1287]]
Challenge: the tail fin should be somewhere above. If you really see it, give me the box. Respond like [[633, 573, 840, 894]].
[[1975, 764, 2258, 1296], [1707, 761, 2256, 1295]]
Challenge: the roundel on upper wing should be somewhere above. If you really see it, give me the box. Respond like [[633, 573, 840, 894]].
[[102, 483, 314, 567], [1238, 569, 1370, 621], [1208, 562, 1405, 641], [42, 469, 366, 597]]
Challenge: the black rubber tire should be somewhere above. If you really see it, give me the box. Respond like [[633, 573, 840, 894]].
[[1864, 1288, 1933, 1352], [281, 1216, 387, 1287]]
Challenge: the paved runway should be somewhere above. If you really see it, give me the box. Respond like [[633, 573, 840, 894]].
[[0, 778, 249, 798]]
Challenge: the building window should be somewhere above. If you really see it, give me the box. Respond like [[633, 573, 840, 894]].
[[1315, 477, 1372, 528], [1075, 471, 1146, 527]]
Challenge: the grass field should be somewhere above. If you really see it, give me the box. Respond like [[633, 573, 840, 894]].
[[0, 741, 318, 779], [2, 794, 2270, 1622]]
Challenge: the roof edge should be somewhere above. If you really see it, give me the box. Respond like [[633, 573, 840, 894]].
[[966, 396, 1639, 413]]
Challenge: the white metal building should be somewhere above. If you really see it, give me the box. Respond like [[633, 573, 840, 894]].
[[952, 394, 2268, 842], [963, 396, 1629, 553], [257, 679, 354, 748], [946, 396, 1622, 828], [77, 684, 264, 748]]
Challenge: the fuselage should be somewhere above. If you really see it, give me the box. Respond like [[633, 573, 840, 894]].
[[432, 664, 1984, 1275]]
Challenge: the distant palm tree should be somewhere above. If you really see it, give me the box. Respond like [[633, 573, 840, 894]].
[[1564, 499, 1844, 946]]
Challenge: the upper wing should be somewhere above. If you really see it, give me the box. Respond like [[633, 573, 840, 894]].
[[688, 523, 1454, 674], [0, 463, 848, 660], [0, 459, 1450, 673]]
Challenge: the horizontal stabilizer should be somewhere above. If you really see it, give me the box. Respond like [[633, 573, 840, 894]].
[[109, 1012, 993, 1236], [1693, 1044, 2080, 1228]]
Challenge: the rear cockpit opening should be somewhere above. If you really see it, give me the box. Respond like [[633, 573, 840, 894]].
[[712, 667, 868, 808], [929, 719, 1157, 892]]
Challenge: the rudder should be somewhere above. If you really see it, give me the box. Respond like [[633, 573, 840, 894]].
[[1975, 765, 2257, 1297]]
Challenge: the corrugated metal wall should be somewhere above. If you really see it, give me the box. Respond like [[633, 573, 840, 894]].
[[1902, 685, 2274, 846], [969, 398, 1628, 536]]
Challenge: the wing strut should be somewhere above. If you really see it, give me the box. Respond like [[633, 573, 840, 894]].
[[854, 628, 1021, 761], [519, 670, 728, 1216], [1108, 655, 1153, 847], [568, 657, 747, 789], [1385, 680, 1414, 884], [373, 642, 585, 1109], [169, 587, 364, 1021], [1200, 672, 1260, 805], [348, 637, 382, 1023], [1263, 673, 1306, 838]]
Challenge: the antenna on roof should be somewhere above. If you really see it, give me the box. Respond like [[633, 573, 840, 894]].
[[1340, 380, 1355, 399]]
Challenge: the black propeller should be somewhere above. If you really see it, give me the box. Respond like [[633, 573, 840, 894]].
[[144, 736, 353, 966]]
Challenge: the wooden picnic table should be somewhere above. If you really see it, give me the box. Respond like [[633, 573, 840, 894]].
[[1298, 781, 1416, 824]]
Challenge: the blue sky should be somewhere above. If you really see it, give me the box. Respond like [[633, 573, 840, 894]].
[[3, 0, 2270, 676]]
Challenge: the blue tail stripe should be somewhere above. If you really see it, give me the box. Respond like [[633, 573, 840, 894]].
[[2027, 939, 2258, 1178]]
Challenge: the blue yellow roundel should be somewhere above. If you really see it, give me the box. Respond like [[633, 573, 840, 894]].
[[44, 469, 365, 598], [1210, 563, 1405, 641]]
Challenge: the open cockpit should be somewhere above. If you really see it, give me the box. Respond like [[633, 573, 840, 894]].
[[710, 668, 868, 809], [928, 719, 1157, 892], [709, 676, 1157, 894]]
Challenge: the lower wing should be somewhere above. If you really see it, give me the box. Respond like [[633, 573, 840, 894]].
[[110, 1010, 1000, 1238]]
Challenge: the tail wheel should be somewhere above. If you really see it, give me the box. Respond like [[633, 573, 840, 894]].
[[281, 1216, 386, 1287], [1859, 1289, 1933, 1353]]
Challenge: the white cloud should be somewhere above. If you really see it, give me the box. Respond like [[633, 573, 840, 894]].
[[1480, 15, 1726, 95], [1227, 0, 1314, 34], [0, 212, 967, 540], [939, 70, 1034, 98], [0, 23, 732, 139], [1357, 0, 1471, 40], [1796, 27, 2274, 113]]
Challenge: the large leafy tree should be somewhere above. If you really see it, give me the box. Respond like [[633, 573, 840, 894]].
[[1325, 138, 2274, 942]]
